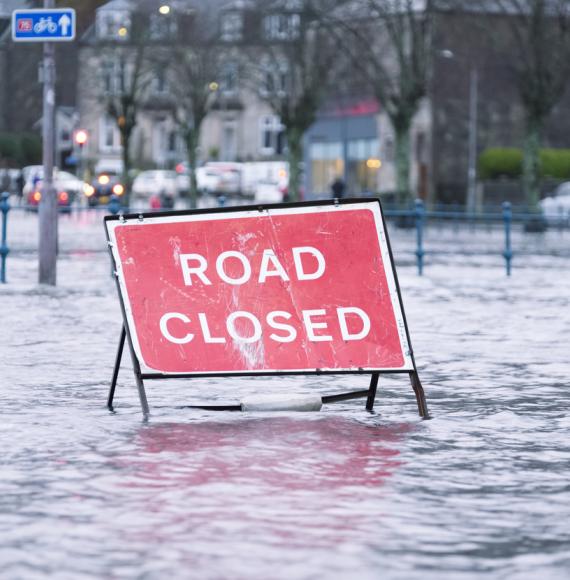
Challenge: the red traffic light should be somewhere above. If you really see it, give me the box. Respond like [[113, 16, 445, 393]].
[[74, 129, 88, 146]]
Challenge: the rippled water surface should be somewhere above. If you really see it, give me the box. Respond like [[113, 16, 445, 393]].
[[1, 213, 569, 579]]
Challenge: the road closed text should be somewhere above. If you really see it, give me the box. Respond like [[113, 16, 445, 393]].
[[159, 246, 371, 345], [160, 307, 370, 345]]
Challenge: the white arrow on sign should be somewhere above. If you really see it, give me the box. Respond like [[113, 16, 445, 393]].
[[58, 14, 71, 36]]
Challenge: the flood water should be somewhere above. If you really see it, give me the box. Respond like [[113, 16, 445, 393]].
[[1, 212, 569, 579]]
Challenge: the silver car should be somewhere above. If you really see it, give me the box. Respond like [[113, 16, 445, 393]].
[[540, 182, 570, 223]]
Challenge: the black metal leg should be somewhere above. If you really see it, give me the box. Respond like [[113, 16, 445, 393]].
[[134, 366, 150, 418], [409, 371, 429, 418], [366, 373, 380, 411], [107, 325, 126, 410]]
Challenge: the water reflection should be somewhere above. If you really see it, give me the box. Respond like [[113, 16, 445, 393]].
[[90, 416, 415, 578], [126, 416, 412, 491]]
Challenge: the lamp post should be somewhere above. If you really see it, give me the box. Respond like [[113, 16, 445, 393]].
[[440, 50, 478, 213], [39, 0, 57, 285]]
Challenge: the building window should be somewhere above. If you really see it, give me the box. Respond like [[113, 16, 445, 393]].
[[149, 13, 177, 40], [347, 138, 379, 193], [99, 115, 121, 152], [310, 141, 344, 194], [152, 66, 168, 94], [260, 58, 288, 96], [221, 11, 243, 42], [260, 116, 285, 156], [167, 130, 177, 154], [96, 10, 131, 40], [263, 13, 300, 40], [101, 58, 125, 94], [221, 62, 238, 95], [153, 120, 180, 165]]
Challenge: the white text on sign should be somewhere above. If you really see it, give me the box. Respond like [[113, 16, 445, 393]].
[[159, 246, 372, 346]]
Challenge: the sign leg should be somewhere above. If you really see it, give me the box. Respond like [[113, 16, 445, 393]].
[[134, 367, 150, 418], [366, 373, 380, 411], [107, 325, 126, 410], [409, 371, 429, 418]]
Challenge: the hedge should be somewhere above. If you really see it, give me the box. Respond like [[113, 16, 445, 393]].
[[0, 132, 42, 166], [540, 149, 570, 179], [479, 147, 570, 180]]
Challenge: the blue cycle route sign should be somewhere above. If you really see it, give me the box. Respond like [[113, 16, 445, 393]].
[[12, 8, 76, 42]]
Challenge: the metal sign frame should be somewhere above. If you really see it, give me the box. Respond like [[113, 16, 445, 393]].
[[12, 8, 76, 43], [105, 198, 429, 418]]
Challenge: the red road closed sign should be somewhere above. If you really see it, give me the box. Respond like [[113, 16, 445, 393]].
[[106, 201, 414, 375]]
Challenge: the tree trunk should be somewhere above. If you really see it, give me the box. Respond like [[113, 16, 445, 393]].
[[186, 130, 199, 209], [523, 116, 542, 211], [121, 128, 132, 208], [394, 119, 412, 206], [287, 128, 303, 202]]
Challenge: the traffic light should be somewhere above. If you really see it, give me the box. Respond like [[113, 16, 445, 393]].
[[74, 129, 88, 148]]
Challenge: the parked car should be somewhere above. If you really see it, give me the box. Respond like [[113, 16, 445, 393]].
[[203, 162, 242, 196], [175, 162, 242, 196], [540, 182, 570, 222], [84, 172, 125, 207], [132, 169, 179, 209], [132, 170, 178, 207], [26, 183, 74, 213], [22, 166, 86, 200], [254, 179, 288, 203]]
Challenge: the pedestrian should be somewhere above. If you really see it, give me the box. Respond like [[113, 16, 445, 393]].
[[16, 170, 24, 204], [0, 166, 11, 194], [150, 193, 162, 210], [331, 177, 346, 199]]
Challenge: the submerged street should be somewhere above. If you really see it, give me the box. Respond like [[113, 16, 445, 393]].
[[1, 212, 568, 579]]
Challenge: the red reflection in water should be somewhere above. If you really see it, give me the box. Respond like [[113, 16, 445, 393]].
[[124, 417, 412, 491]]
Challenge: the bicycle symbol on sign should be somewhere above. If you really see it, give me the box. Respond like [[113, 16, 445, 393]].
[[33, 17, 58, 34]]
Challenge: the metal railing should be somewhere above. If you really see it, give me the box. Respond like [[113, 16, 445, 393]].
[[0, 192, 10, 283], [1, 194, 567, 283], [383, 200, 516, 276]]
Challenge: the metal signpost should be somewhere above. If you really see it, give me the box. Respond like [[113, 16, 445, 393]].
[[104, 198, 429, 418], [12, 4, 76, 286]]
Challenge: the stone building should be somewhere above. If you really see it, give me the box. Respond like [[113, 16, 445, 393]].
[[77, 0, 290, 175], [74, 0, 437, 198]]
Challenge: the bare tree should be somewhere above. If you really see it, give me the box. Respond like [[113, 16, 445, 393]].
[[491, 0, 570, 210], [103, 41, 148, 203], [336, 0, 434, 204], [168, 47, 221, 208], [247, 0, 340, 201]]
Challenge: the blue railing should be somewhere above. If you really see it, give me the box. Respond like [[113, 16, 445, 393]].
[[0, 195, 567, 283], [0, 192, 10, 283], [381, 200, 522, 276]]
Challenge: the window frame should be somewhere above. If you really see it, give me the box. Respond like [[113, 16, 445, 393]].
[[99, 115, 121, 153], [259, 115, 285, 156]]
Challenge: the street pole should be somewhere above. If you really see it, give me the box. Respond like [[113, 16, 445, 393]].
[[466, 67, 478, 214], [39, 0, 57, 285]]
